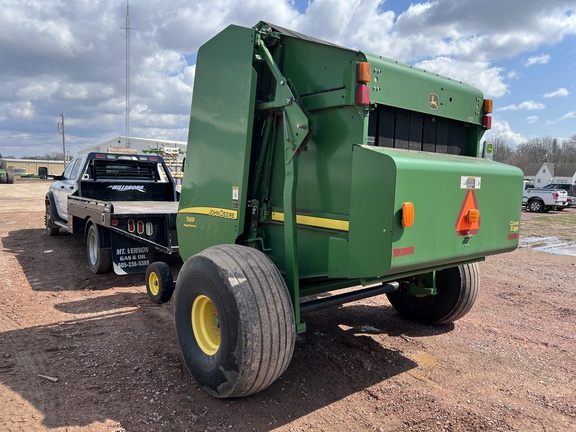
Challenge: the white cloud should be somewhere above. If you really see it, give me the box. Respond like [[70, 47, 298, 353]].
[[525, 54, 551, 66], [415, 57, 507, 98], [499, 101, 546, 111], [526, 115, 539, 124], [489, 118, 526, 146], [1, 0, 576, 158], [561, 111, 576, 120], [544, 88, 569, 98]]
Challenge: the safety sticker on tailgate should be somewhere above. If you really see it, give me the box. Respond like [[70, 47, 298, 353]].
[[460, 176, 481, 189]]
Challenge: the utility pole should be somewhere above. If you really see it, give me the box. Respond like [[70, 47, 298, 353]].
[[58, 113, 67, 164]]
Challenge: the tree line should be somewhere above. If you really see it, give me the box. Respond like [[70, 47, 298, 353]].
[[0, 151, 64, 161], [492, 134, 576, 172]]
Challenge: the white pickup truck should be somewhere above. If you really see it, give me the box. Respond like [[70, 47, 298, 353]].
[[523, 181, 568, 212], [45, 152, 179, 275]]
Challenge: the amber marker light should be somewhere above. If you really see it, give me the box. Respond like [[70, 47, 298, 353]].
[[483, 99, 493, 114], [402, 202, 415, 228], [357, 62, 371, 83], [466, 209, 480, 223]]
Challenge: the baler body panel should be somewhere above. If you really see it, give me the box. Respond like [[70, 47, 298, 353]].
[[177, 26, 257, 259]]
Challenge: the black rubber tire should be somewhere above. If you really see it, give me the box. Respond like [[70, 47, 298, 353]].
[[6, 173, 14, 184], [45, 203, 59, 236], [528, 200, 544, 213], [386, 262, 479, 325], [0, 173, 6, 184], [146, 262, 174, 304], [86, 224, 112, 274], [174, 244, 296, 398]]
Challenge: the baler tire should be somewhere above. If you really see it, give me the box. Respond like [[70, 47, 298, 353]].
[[145, 262, 174, 304], [386, 262, 479, 325], [174, 244, 296, 398], [86, 224, 112, 274], [6, 173, 14, 184], [45, 203, 59, 236]]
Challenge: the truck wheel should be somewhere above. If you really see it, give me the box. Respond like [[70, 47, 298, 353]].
[[146, 262, 174, 304], [6, 173, 14, 184], [386, 262, 479, 325], [527, 200, 544, 213], [45, 203, 59, 236], [174, 244, 296, 398], [0, 173, 6, 183], [86, 224, 112, 273]]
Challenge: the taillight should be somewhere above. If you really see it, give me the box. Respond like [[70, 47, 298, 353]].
[[137, 220, 144, 235], [356, 85, 370, 105], [127, 219, 135, 233], [483, 116, 492, 129], [357, 62, 371, 83], [356, 62, 371, 106]]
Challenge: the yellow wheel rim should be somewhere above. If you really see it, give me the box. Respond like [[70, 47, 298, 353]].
[[148, 272, 160, 296], [192, 295, 220, 355]]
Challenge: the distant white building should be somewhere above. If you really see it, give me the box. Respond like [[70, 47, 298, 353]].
[[78, 136, 187, 183], [78, 136, 187, 159], [524, 162, 576, 186]]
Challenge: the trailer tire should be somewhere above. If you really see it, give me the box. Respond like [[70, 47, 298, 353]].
[[386, 262, 479, 325], [146, 262, 174, 304], [86, 224, 112, 274], [45, 203, 59, 236], [174, 244, 296, 398]]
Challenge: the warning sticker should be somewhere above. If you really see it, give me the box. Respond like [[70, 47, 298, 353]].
[[460, 176, 481, 190], [232, 186, 239, 209]]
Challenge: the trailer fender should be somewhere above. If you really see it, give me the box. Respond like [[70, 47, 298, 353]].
[[44, 192, 62, 222]]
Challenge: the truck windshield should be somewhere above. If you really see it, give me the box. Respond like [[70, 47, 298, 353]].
[[542, 184, 568, 190]]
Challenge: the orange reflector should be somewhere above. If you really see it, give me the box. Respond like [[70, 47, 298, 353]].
[[357, 62, 371, 84], [466, 209, 480, 223], [483, 99, 493, 114], [402, 202, 415, 228]]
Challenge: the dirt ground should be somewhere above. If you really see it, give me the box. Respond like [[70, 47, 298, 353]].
[[1, 178, 575, 432]]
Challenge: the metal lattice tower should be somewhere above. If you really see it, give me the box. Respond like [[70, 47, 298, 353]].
[[124, 1, 131, 147]]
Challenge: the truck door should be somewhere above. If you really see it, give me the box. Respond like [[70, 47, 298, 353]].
[[51, 158, 83, 220]]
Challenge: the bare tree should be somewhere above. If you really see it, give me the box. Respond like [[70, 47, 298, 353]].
[[491, 136, 516, 165], [515, 136, 561, 170]]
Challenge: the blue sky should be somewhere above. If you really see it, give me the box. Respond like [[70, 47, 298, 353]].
[[0, 0, 574, 159]]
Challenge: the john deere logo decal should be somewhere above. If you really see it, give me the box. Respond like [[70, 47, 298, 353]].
[[429, 93, 439, 110]]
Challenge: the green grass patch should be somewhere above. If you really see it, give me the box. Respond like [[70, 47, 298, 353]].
[[522, 210, 576, 241]]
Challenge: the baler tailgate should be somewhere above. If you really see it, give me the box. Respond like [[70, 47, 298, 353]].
[[346, 145, 522, 278]]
